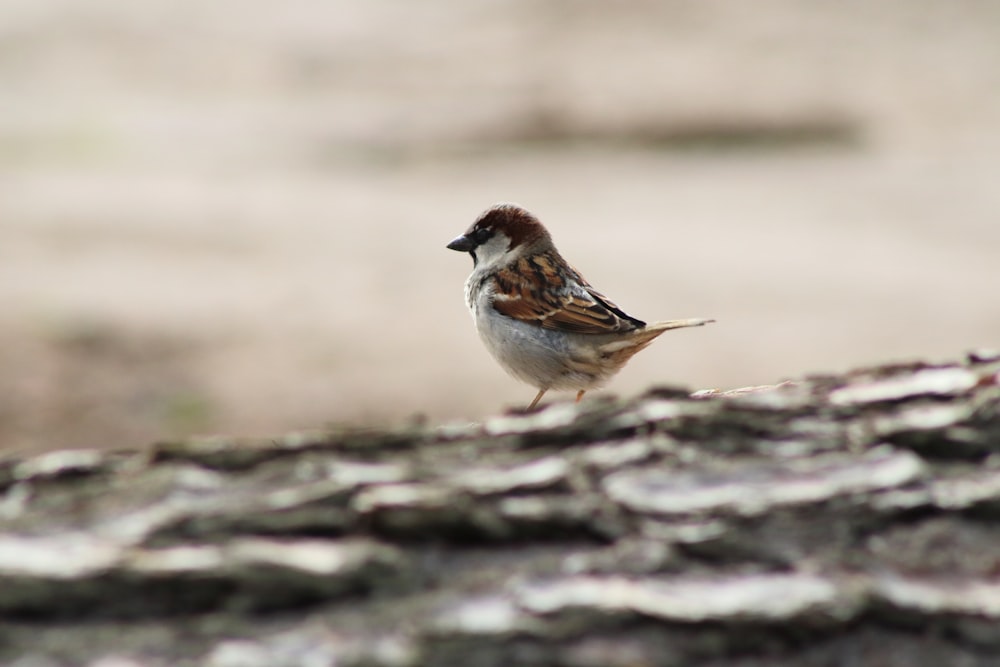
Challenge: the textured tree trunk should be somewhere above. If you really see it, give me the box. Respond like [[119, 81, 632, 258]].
[[2, 351, 999, 666]]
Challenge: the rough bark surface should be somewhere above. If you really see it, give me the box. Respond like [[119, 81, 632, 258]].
[[2, 352, 1000, 666]]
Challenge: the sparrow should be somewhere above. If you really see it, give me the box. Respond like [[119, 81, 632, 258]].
[[447, 203, 714, 409]]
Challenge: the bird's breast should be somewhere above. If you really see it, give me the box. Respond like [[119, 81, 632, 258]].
[[463, 270, 495, 319]]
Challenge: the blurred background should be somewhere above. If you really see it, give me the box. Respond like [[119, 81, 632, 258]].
[[2, 0, 998, 452]]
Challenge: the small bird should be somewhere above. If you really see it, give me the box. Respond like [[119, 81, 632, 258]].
[[447, 203, 714, 409]]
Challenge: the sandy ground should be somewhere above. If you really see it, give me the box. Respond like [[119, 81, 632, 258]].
[[2, 0, 999, 452]]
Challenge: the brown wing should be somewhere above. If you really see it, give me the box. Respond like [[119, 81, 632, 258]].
[[490, 252, 645, 335]]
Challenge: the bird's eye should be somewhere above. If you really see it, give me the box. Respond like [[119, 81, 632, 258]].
[[471, 228, 492, 245]]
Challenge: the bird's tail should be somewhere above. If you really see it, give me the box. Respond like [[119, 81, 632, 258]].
[[629, 317, 715, 347], [602, 317, 715, 364], [645, 318, 716, 333]]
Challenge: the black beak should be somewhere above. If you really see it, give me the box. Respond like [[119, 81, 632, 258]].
[[447, 235, 476, 252]]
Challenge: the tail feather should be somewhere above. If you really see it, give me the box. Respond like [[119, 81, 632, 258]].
[[646, 318, 716, 333], [628, 318, 715, 347], [599, 317, 714, 365]]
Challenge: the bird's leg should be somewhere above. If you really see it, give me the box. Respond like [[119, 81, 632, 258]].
[[527, 389, 547, 410], [575, 390, 586, 403]]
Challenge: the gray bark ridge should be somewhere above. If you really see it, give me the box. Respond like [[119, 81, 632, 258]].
[[2, 351, 1000, 667]]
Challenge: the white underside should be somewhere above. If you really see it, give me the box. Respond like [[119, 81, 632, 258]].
[[465, 271, 620, 391]]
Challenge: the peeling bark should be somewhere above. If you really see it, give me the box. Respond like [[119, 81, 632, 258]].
[[2, 352, 1000, 666]]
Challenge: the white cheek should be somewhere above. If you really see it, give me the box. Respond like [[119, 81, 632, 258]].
[[473, 233, 511, 270]]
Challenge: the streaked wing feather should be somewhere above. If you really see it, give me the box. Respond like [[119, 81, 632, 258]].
[[491, 253, 644, 335]]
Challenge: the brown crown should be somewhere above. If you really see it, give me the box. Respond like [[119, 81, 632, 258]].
[[469, 203, 551, 250]]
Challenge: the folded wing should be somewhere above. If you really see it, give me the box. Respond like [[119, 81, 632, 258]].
[[490, 253, 646, 335]]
